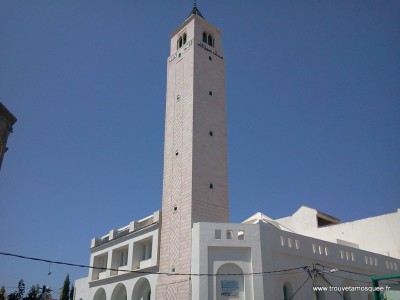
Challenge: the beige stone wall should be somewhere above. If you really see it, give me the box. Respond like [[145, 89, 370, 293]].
[[157, 14, 229, 299]]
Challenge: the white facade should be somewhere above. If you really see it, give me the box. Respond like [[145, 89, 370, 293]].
[[75, 211, 160, 300], [192, 218, 400, 300], [275, 206, 400, 259]]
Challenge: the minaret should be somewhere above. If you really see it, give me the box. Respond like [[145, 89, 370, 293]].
[[0, 102, 17, 171], [156, 4, 229, 299]]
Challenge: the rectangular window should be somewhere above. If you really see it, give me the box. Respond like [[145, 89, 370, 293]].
[[215, 229, 222, 240], [295, 240, 300, 249], [238, 230, 245, 240], [120, 249, 128, 266], [226, 230, 233, 239]]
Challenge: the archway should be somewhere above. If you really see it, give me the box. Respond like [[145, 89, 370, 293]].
[[111, 283, 127, 300], [93, 288, 106, 300], [216, 263, 244, 300], [132, 278, 151, 300]]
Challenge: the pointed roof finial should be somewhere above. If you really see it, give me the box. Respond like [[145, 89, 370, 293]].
[[188, 0, 204, 19]]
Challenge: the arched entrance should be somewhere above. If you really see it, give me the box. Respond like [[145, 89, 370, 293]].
[[93, 288, 106, 300], [111, 283, 127, 300], [132, 278, 151, 300], [216, 263, 244, 300]]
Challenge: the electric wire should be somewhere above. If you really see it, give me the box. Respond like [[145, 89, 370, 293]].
[[324, 272, 374, 285], [316, 263, 375, 278], [319, 272, 348, 300], [0, 251, 307, 277], [316, 263, 400, 285], [287, 275, 310, 300]]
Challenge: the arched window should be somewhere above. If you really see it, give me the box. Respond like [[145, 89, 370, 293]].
[[178, 37, 183, 49], [202, 32, 207, 43], [183, 33, 187, 44], [208, 34, 213, 46]]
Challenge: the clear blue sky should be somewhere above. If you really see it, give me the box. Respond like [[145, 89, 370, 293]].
[[1, 0, 399, 295]]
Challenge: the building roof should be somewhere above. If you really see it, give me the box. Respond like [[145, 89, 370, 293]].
[[188, 1, 204, 19], [242, 212, 293, 232]]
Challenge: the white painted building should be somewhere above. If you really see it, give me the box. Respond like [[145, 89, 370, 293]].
[[75, 211, 160, 300], [74, 4, 400, 300]]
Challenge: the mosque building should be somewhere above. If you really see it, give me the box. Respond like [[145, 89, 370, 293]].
[[74, 4, 400, 300]]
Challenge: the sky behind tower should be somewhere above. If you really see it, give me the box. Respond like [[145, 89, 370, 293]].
[[0, 0, 399, 294]]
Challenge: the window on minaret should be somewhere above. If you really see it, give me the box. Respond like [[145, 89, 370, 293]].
[[208, 34, 213, 47], [178, 37, 183, 49], [202, 32, 207, 43], [183, 33, 187, 44]]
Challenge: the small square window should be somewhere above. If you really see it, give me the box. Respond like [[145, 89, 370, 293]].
[[209, 56, 212, 61], [238, 230, 245, 240], [215, 229, 221, 240], [209, 131, 213, 136], [209, 183, 214, 189], [173, 205, 178, 212], [226, 230, 233, 239], [209, 91, 213, 96]]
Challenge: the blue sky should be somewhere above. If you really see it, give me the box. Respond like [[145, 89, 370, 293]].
[[1, 0, 399, 295]]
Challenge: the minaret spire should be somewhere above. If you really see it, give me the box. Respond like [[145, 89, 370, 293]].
[[188, 0, 204, 19]]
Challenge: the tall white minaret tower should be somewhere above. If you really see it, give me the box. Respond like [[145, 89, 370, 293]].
[[156, 3, 229, 299]]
